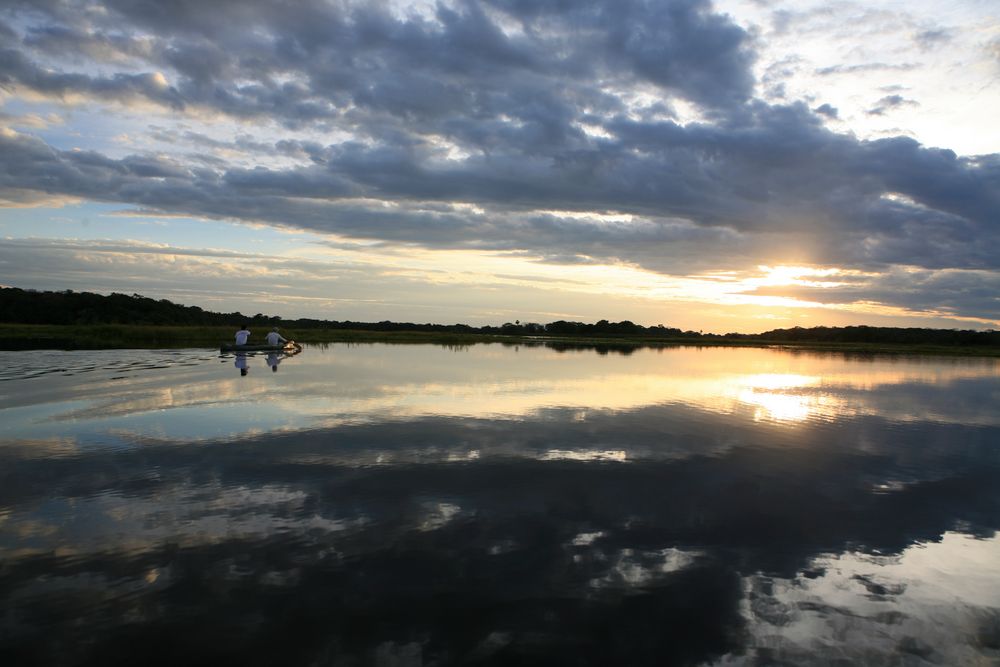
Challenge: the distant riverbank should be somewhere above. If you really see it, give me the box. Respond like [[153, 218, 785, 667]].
[[2, 323, 999, 357]]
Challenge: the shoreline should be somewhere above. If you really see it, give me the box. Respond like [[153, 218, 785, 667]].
[[1, 323, 998, 358]]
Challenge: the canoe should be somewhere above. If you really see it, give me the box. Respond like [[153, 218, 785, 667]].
[[220, 342, 301, 353]]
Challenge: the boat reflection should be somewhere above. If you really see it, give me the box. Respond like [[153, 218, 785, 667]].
[[230, 346, 303, 376]]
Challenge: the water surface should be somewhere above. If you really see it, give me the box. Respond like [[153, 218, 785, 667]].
[[2, 344, 999, 665]]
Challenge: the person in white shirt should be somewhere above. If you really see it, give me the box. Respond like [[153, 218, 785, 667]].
[[266, 327, 288, 347], [235, 324, 251, 345]]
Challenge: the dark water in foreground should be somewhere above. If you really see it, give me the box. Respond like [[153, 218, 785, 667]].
[[1, 344, 999, 666]]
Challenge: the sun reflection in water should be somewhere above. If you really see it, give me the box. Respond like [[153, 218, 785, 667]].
[[730, 373, 831, 423]]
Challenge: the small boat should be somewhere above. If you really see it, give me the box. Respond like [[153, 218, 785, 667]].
[[220, 342, 302, 353]]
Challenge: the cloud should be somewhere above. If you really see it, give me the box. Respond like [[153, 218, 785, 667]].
[[815, 62, 920, 76], [0, 47, 184, 108], [988, 36, 1000, 64], [813, 103, 838, 119], [745, 267, 1000, 325], [0, 0, 999, 326], [0, 0, 755, 129], [4, 356, 999, 662], [0, 110, 63, 128], [867, 94, 919, 116], [2, 92, 999, 283], [914, 28, 952, 50]]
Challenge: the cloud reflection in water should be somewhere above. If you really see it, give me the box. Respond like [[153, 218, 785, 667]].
[[1, 344, 999, 665]]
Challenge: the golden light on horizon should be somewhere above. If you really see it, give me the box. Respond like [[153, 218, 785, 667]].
[[752, 265, 851, 288], [35, 222, 995, 332], [291, 238, 1000, 330], [300, 238, 852, 309]]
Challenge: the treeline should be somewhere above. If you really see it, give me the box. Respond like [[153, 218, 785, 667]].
[[740, 325, 1000, 347], [2, 287, 997, 347], [0, 287, 267, 326]]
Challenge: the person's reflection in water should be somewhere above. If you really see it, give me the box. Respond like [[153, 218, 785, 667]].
[[266, 352, 281, 373], [235, 352, 249, 376]]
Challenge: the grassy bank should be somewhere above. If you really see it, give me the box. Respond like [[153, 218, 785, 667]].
[[1, 323, 999, 358]]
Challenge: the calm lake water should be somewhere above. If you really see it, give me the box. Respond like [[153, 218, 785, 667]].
[[2, 343, 999, 666]]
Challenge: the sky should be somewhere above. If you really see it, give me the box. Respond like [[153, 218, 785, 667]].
[[0, 0, 998, 333]]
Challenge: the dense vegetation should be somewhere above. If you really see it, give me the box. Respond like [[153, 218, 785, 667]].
[[0, 287, 267, 327], [2, 286, 998, 349]]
